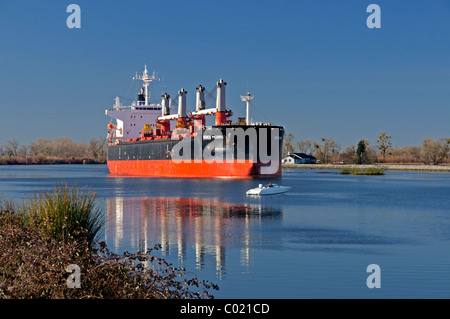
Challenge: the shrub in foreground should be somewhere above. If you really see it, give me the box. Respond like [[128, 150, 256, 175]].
[[0, 187, 218, 299]]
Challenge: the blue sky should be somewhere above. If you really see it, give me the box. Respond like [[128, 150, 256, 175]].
[[0, 0, 449, 148]]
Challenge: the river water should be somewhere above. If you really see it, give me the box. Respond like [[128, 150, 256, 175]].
[[1, 164, 450, 298]]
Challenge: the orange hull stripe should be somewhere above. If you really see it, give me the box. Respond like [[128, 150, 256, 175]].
[[107, 160, 280, 178]]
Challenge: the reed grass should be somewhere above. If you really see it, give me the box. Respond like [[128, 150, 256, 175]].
[[363, 166, 385, 175], [340, 167, 352, 175], [19, 183, 103, 246], [340, 166, 385, 175]]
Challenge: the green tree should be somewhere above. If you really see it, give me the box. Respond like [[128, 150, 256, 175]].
[[356, 139, 369, 164]]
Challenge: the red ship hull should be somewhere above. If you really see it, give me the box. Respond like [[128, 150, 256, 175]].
[[107, 159, 281, 178]]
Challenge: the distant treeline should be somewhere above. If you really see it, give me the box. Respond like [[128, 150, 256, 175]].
[[283, 132, 450, 165], [0, 137, 107, 165], [3, 133, 448, 166]]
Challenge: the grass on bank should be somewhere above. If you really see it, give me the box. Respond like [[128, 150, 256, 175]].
[[340, 166, 385, 175], [19, 184, 103, 246], [0, 184, 218, 299]]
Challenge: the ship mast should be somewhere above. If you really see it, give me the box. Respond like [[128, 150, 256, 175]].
[[240, 92, 254, 125], [133, 65, 158, 106]]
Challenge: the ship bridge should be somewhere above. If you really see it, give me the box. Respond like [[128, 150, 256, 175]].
[[106, 66, 164, 141]]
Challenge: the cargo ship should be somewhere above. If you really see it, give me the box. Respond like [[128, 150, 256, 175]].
[[105, 66, 284, 178]]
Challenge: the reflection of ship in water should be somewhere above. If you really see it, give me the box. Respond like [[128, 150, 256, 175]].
[[105, 197, 282, 277]]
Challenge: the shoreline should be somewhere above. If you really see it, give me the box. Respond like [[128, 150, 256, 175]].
[[0, 156, 105, 165], [282, 163, 450, 172], [1, 161, 450, 173]]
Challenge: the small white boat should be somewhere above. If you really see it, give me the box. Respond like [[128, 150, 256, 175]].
[[246, 183, 291, 196]]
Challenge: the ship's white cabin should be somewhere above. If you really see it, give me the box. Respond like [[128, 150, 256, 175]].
[[106, 100, 163, 140]]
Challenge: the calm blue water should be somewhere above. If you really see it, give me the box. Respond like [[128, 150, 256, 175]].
[[1, 164, 450, 298]]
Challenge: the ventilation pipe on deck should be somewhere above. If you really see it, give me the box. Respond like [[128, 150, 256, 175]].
[[196, 85, 205, 112], [161, 92, 170, 116], [216, 79, 226, 112], [158, 92, 172, 135], [215, 79, 227, 125], [178, 88, 187, 118]]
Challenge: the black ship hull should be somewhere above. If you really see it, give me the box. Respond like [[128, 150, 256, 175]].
[[107, 125, 284, 178]]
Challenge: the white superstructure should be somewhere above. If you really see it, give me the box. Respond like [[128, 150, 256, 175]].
[[106, 66, 164, 140], [106, 102, 162, 140], [106, 65, 253, 142]]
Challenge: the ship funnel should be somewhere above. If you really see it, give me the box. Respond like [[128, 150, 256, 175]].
[[178, 88, 187, 118], [196, 85, 205, 112], [216, 79, 226, 112], [161, 92, 170, 116]]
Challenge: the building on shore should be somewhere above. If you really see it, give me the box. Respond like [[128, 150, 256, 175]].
[[282, 152, 317, 164]]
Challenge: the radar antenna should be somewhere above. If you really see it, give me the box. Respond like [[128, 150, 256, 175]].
[[133, 65, 159, 106]]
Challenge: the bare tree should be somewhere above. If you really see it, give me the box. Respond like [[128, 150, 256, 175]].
[[4, 139, 20, 157], [313, 138, 340, 164], [54, 136, 88, 158], [296, 139, 313, 154], [404, 145, 422, 162], [1, 136, 107, 163], [282, 133, 295, 157], [74, 142, 90, 158], [89, 137, 107, 160], [17, 145, 28, 157], [421, 137, 450, 165], [376, 132, 392, 161], [404, 137, 450, 165], [30, 138, 53, 156], [341, 144, 357, 164]]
